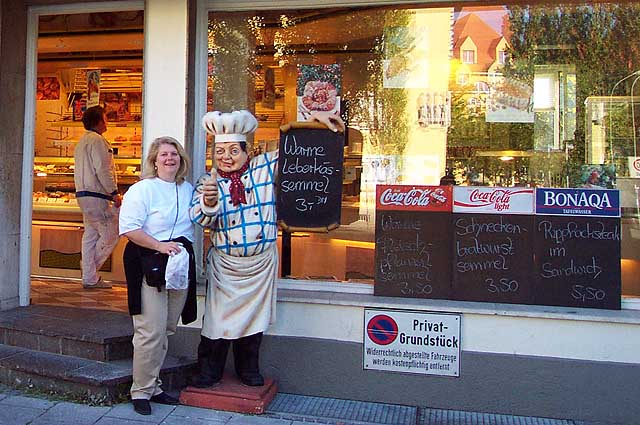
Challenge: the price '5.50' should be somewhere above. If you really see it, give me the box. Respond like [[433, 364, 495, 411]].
[[486, 278, 519, 293]]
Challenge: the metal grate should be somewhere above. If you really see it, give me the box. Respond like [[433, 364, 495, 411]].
[[267, 393, 418, 425], [267, 394, 582, 425], [418, 408, 576, 425]]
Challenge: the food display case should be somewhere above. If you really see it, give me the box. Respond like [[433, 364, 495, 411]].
[[33, 156, 141, 220]]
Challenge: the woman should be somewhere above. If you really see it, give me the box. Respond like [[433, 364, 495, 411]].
[[119, 136, 196, 416], [189, 110, 343, 388]]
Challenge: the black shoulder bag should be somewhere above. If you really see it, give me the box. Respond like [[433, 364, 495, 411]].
[[141, 183, 179, 290]]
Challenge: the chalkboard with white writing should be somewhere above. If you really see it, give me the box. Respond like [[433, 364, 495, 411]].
[[533, 216, 621, 309], [277, 122, 345, 232], [452, 214, 534, 304], [374, 211, 453, 299]]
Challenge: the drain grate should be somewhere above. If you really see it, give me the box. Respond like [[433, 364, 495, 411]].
[[267, 393, 418, 425], [418, 408, 576, 425], [267, 394, 582, 425]]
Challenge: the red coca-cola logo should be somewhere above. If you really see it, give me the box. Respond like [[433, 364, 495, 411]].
[[468, 189, 513, 211], [380, 188, 434, 206], [380, 187, 449, 207]]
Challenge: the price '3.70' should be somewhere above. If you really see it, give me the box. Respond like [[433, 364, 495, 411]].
[[295, 196, 328, 212]]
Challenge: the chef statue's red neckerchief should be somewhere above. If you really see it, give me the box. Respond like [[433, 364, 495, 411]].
[[217, 159, 251, 206]]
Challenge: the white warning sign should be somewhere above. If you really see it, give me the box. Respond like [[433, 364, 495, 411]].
[[363, 309, 461, 377]]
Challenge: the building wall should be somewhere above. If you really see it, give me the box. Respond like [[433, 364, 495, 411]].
[[172, 292, 640, 424], [0, 0, 27, 311]]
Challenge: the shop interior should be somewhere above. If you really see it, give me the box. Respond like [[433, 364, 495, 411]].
[[33, 11, 144, 283]]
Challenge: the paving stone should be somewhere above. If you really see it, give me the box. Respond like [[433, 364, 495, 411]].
[[0, 394, 56, 409], [162, 415, 228, 425], [94, 417, 155, 425], [171, 404, 235, 421], [29, 421, 80, 425], [29, 401, 110, 425], [0, 405, 45, 425], [227, 415, 293, 425], [104, 401, 175, 423]]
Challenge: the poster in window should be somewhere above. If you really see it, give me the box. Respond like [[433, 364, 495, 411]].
[[87, 70, 101, 108], [382, 26, 429, 89], [296, 64, 341, 121], [578, 164, 616, 189], [36, 77, 60, 100], [485, 76, 534, 123]]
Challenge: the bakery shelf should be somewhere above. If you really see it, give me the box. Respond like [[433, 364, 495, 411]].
[[49, 120, 141, 128]]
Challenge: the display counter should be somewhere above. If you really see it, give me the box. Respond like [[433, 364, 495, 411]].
[[32, 156, 140, 281]]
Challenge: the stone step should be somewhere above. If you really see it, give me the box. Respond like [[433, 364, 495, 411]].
[[0, 343, 197, 404], [0, 305, 133, 362]]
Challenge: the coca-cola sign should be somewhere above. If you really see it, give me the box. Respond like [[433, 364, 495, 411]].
[[453, 187, 534, 214], [376, 185, 452, 211]]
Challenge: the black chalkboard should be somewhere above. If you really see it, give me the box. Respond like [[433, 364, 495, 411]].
[[533, 216, 621, 309], [374, 211, 452, 299], [452, 213, 534, 304], [277, 122, 345, 232]]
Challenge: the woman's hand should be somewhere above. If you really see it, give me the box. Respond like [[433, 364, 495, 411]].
[[156, 241, 182, 256], [123, 229, 182, 255], [203, 172, 218, 207], [309, 111, 345, 133]]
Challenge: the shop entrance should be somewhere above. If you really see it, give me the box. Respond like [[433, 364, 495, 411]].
[[30, 8, 144, 310]]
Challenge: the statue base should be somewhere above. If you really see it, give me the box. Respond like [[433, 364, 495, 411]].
[[179, 373, 278, 414]]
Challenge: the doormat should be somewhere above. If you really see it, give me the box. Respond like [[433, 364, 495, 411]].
[[39, 249, 111, 271]]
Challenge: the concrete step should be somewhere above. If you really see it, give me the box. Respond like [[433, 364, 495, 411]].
[[0, 343, 197, 404], [0, 305, 133, 361]]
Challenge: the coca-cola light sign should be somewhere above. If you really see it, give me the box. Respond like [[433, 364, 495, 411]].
[[453, 187, 534, 214], [376, 185, 452, 212]]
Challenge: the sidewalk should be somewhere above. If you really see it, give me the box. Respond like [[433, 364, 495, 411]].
[[0, 385, 611, 425]]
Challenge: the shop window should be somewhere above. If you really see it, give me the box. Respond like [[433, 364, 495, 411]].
[[206, 2, 640, 299]]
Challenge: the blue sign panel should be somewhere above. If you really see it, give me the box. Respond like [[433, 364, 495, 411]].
[[535, 188, 620, 217]]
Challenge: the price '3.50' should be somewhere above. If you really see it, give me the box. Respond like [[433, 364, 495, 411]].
[[486, 278, 519, 293]]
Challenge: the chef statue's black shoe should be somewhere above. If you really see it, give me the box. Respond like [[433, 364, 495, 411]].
[[191, 374, 221, 388], [238, 371, 264, 386]]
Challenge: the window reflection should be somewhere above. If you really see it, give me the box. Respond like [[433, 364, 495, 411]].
[[207, 2, 640, 296]]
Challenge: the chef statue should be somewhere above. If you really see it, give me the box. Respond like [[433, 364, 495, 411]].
[[189, 109, 344, 387]]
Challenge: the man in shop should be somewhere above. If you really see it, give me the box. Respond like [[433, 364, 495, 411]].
[[74, 105, 122, 289]]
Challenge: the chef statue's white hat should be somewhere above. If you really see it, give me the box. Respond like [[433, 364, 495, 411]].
[[202, 110, 258, 143]]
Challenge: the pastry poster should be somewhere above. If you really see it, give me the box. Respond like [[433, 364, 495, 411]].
[[296, 64, 341, 121], [87, 70, 101, 107], [36, 77, 60, 100], [486, 76, 534, 123]]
